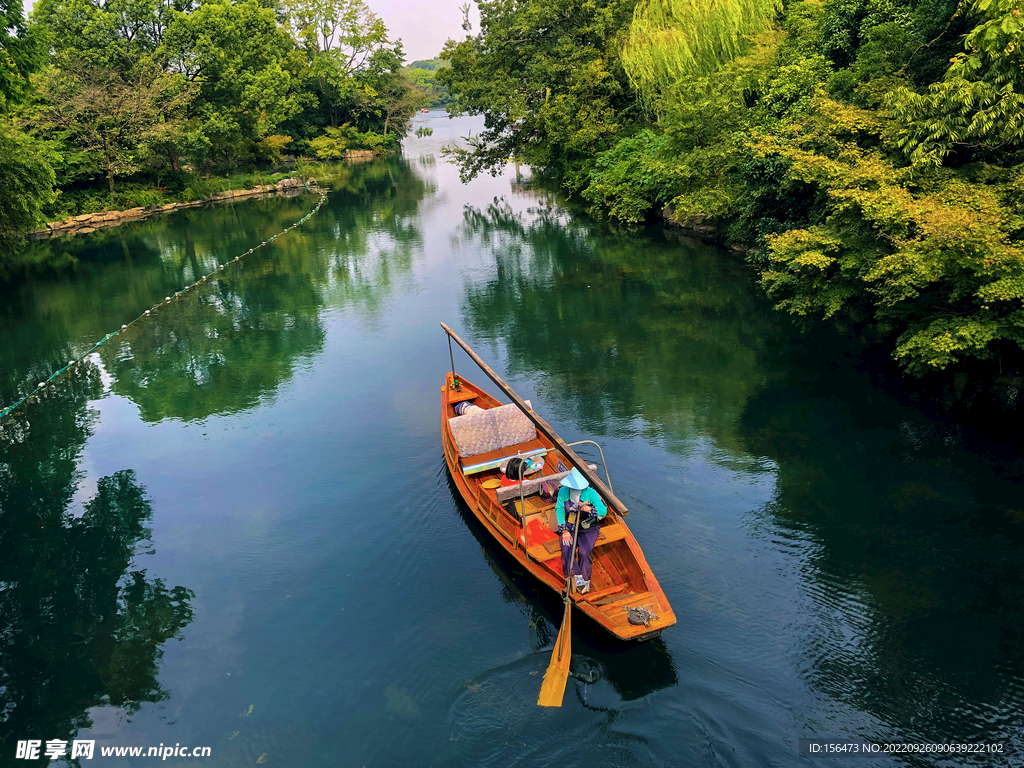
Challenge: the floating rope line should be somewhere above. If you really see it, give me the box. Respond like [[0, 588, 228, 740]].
[[0, 190, 328, 423]]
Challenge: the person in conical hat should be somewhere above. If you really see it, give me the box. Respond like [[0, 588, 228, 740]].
[[556, 467, 607, 594]]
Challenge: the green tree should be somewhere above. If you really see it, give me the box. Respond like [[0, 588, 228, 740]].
[[405, 65, 451, 107], [32, 0, 170, 72], [377, 71, 421, 139], [438, 0, 641, 190], [37, 62, 195, 193], [0, 0, 57, 256], [0, 0, 44, 112], [753, 106, 1024, 375], [352, 43, 422, 140], [889, 0, 1024, 167], [159, 0, 303, 164], [0, 125, 59, 255], [622, 0, 782, 97], [406, 58, 452, 107], [282, 0, 394, 128]]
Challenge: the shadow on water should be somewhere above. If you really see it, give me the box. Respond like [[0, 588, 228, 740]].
[[434, 467, 680, 767], [0, 365, 195, 753], [440, 466, 678, 703]]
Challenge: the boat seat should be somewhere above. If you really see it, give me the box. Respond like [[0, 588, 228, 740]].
[[593, 522, 627, 546], [449, 401, 536, 458], [495, 464, 597, 503], [460, 440, 548, 475], [447, 389, 478, 404]]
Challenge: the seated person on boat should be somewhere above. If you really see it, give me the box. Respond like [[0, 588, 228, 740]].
[[557, 468, 607, 595]]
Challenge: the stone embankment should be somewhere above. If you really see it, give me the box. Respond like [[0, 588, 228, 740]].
[[31, 177, 317, 240], [660, 204, 717, 239]]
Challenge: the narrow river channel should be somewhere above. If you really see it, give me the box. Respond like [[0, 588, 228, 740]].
[[1, 111, 1023, 767]]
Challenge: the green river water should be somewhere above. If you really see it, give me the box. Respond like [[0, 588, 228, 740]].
[[1, 111, 1023, 767]]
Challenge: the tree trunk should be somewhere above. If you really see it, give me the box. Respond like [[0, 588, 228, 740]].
[[104, 137, 116, 195], [168, 145, 181, 173], [120, 235, 133, 267], [186, 226, 201, 282], [320, 77, 337, 129]]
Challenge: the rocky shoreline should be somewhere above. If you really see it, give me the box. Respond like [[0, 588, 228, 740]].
[[30, 177, 318, 240]]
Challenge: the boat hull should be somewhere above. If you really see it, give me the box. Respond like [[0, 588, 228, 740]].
[[441, 373, 675, 641]]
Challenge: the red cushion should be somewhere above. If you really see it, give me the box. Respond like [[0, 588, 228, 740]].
[[526, 517, 557, 543]]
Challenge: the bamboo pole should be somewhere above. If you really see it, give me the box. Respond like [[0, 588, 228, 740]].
[[440, 322, 629, 517]]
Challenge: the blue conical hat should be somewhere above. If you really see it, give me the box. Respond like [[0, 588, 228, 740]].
[[560, 467, 589, 490]]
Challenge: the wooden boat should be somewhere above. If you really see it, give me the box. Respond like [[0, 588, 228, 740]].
[[440, 331, 676, 641]]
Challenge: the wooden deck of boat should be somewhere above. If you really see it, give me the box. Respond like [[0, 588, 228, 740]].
[[441, 372, 676, 641]]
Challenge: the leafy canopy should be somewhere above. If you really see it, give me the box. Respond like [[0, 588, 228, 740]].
[[438, 0, 640, 189], [622, 0, 783, 97]]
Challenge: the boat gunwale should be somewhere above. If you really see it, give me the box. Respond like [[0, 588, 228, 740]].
[[440, 372, 675, 640]]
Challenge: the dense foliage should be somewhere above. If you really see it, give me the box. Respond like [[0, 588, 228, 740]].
[[438, 0, 640, 190], [0, 0, 425, 254], [441, 0, 1024, 382], [0, 0, 52, 253], [405, 58, 453, 107]]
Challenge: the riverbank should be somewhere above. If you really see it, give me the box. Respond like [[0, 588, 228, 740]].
[[30, 151, 380, 241], [438, 0, 1024, 393], [29, 177, 320, 240], [657, 201, 1024, 425]]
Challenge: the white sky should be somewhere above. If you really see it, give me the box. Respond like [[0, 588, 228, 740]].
[[372, 0, 476, 60], [22, 0, 476, 62]]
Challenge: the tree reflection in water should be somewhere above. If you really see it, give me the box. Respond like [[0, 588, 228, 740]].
[[95, 158, 430, 423], [0, 364, 194, 749], [455, 195, 1024, 754], [1, 157, 432, 425], [457, 198, 786, 458], [97, 248, 328, 423], [741, 365, 1024, 752]]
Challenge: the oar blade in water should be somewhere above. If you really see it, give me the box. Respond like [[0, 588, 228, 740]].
[[537, 606, 571, 707]]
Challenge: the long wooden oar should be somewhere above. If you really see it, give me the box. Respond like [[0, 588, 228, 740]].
[[437, 323, 599, 705], [537, 507, 583, 707], [538, 599, 572, 707], [440, 322, 628, 516]]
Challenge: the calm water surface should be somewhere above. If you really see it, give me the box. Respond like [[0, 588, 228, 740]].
[[2, 112, 1024, 767]]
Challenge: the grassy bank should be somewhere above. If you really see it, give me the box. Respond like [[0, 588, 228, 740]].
[[43, 163, 329, 222]]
